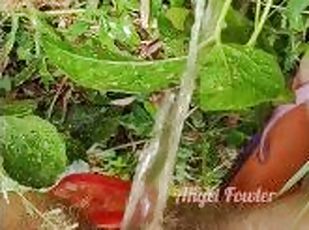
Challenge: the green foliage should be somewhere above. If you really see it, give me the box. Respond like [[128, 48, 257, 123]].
[[120, 103, 153, 137], [92, 150, 137, 180], [0, 99, 37, 116], [165, 7, 190, 31], [199, 44, 288, 110], [0, 115, 67, 188], [0, 15, 19, 72], [40, 23, 287, 111], [40, 28, 185, 93], [287, 0, 309, 31], [0, 0, 308, 189], [174, 147, 195, 183]]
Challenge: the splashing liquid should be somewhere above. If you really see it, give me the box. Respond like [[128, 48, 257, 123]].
[[121, 1, 207, 229]]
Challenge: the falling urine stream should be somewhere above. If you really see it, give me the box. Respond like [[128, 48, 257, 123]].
[[121, 0, 207, 229]]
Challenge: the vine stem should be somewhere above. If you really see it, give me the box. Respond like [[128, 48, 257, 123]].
[[214, 0, 233, 43], [254, 0, 261, 29], [247, 0, 273, 46]]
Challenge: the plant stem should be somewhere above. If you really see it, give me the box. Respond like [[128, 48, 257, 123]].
[[47, 77, 68, 119], [140, 0, 150, 29], [254, 0, 261, 29], [43, 9, 86, 15], [247, 0, 273, 46], [30, 13, 41, 57], [86, 140, 148, 155], [214, 0, 233, 43]]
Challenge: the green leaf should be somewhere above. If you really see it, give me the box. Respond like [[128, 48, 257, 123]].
[[0, 77, 11, 93], [66, 20, 89, 39], [287, 0, 309, 31], [13, 59, 40, 87], [0, 15, 19, 73], [222, 8, 253, 45], [99, 14, 140, 50], [65, 104, 120, 149], [170, 0, 185, 7], [199, 44, 287, 111], [0, 115, 67, 188], [165, 7, 190, 31], [157, 12, 190, 57], [0, 99, 37, 116], [120, 104, 153, 137], [40, 27, 185, 93]]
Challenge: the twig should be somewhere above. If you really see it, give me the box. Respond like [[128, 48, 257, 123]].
[[267, 0, 287, 18], [60, 85, 72, 123], [254, 0, 261, 29], [140, 0, 150, 29], [43, 9, 86, 16], [185, 106, 198, 119], [247, 0, 273, 46], [250, 0, 309, 15], [47, 77, 68, 119], [87, 140, 148, 155], [214, 0, 233, 43]]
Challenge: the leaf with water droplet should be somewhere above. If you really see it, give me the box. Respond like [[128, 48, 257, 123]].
[[40, 25, 186, 93], [0, 115, 67, 188], [199, 44, 289, 111]]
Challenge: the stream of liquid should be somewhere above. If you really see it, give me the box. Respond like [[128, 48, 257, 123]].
[[121, 1, 207, 229]]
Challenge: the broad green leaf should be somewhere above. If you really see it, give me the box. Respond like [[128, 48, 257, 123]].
[[222, 8, 253, 45], [165, 7, 190, 31], [287, 0, 309, 31], [0, 115, 67, 188], [199, 44, 287, 111], [40, 29, 186, 93]]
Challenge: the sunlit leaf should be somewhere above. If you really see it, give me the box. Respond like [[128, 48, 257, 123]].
[[199, 44, 288, 111], [40, 28, 186, 93], [287, 0, 309, 31], [165, 7, 190, 31]]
